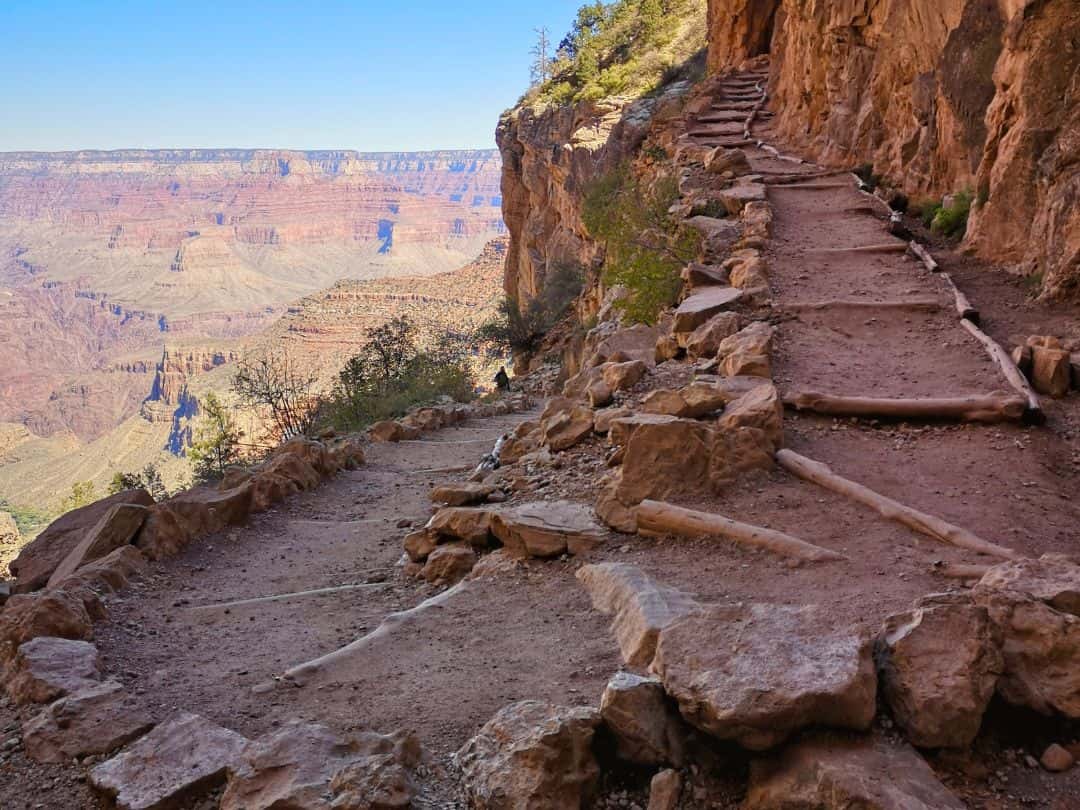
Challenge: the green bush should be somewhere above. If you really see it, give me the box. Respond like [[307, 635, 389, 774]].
[[0, 498, 51, 537], [478, 264, 584, 356], [324, 316, 478, 431], [931, 191, 973, 239], [583, 164, 699, 324], [108, 464, 169, 500]]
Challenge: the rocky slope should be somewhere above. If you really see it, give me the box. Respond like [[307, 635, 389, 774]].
[[706, 0, 1079, 298]]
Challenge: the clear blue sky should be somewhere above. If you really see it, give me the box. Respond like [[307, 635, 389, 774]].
[[0, 0, 583, 152]]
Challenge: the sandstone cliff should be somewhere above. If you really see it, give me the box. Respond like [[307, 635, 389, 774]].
[[707, 0, 1079, 298]]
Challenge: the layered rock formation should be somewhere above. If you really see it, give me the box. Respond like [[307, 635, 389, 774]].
[[706, 0, 1079, 297]]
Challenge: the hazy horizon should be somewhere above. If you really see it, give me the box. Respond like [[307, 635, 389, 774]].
[[0, 0, 582, 153]]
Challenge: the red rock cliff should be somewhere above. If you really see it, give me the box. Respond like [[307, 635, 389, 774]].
[[708, 0, 1079, 298]]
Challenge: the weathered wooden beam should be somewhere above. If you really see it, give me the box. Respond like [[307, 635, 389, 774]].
[[940, 273, 980, 323], [959, 317, 1044, 425], [784, 391, 1026, 423], [776, 449, 1022, 560], [778, 299, 944, 314], [635, 499, 845, 562]]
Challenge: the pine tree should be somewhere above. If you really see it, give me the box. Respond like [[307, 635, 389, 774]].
[[188, 392, 244, 483], [530, 26, 552, 86]]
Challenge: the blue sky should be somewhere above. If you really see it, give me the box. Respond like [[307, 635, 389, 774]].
[[0, 0, 584, 152]]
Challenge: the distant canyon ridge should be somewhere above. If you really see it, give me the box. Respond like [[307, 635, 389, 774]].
[[0, 148, 505, 512]]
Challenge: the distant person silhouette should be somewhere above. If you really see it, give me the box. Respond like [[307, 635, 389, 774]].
[[494, 366, 511, 392]]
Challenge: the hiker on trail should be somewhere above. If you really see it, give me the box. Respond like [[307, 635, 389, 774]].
[[494, 366, 510, 391]]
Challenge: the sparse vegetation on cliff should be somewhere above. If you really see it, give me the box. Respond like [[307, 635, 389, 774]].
[[583, 164, 699, 324], [108, 464, 169, 500], [188, 392, 245, 484], [324, 316, 478, 431], [478, 265, 585, 355], [534, 0, 707, 105]]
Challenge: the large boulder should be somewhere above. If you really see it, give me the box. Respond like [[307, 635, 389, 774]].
[[745, 733, 966, 809], [420, 544, 476, 585], [600, 672, 686, 766], [490, 501, 606, 558], [165, 483, 254, 537], [221, 720, 421, 810], [710, 383, 784, 485], [615, 418, 714, 506], [541, 406, 594, 452], [4, 636, 102, 705], [90, 712, 248, 810], [1028, 338, 1071, 397], [601, 360, 648, 393], [0, 589, 94, 658], [877, 592, 1003, 748], [576, 563, 700, 667], [22, 680, 153, 764], [973, 554, 1080, 717], [682, 312, 741, 358], [427, 507, 495, 548], [453, 700, 602, 810], [652, 603, 877, 750], [45, 503, 149, 590], [8, 488, 154, 593], [716, 321, 773, 378], [135, 503, 194, 561], [55, 545, 147, 595]]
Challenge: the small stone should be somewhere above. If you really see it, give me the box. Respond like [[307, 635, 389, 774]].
[[1040, 744, 1074, 772]]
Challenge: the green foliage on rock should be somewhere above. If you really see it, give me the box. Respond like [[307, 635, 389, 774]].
[[324, 316, 478, 431], [583, 164, 698, 324], [188, 392, 245, 484], [534, 0, 707, 105], [0, 498, 50, 537], [931, 191, 973, 238], [57, 480, 97, 515], [478, 264, 585, 356], [108, 464, 169, 501]]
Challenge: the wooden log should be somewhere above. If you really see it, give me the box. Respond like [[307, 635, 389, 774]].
[[775, 449, 1022, 560], [763, 170, 850, 185], [635, 500, 846, 562], [784, 391, 1026, 423], [909, 241, 939, 272], [779, 299, 944, 314], [940, 273, 980, 323], [933, 562, 991, 581], [807, 243, 909, 255], [778, 182, 850, 191], [959, 317, 1044, 425]]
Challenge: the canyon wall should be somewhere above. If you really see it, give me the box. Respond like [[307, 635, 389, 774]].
[[707, 0, 1079, 297]]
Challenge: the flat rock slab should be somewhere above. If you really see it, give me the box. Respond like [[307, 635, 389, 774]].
[[23, 680, 153, 763], [745, 733, 965, 809], [491, 500, 606, 558], [652, 603, 876, 750], [90, 711, 248, 810], [673, 287, 743, 333], [5, 636, 102, 706], [430, 482, 495, 507], [577, 563, 700, 666]]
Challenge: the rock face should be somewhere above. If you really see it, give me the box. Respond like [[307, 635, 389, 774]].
[[600, 672, 686, 766], [8, 488, 154, 592], [454, 700, 602, 810], [652, 603, 877, 750], [745, 733, 966, 809], [973, 554, 1080, 717], [90, 711, 248, 810], [221, 720, 421, 810], [707, 0, 1080, 299], [576, 563, 700, 667], [0, 590, 95, 657], [877, 592, 1002, 748], [22, 680, 153, 764], [4, 636, 102, 705]]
